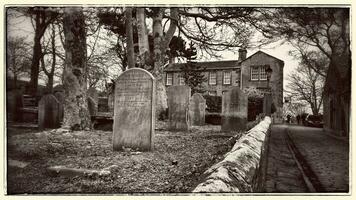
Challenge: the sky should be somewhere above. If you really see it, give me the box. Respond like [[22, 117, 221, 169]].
[[6, 7, 299, 93]]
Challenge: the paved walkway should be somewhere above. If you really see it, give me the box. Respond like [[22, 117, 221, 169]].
[[265, 124, 349, 193], [287, 125, 349, 192], [265, 124, 308, 192]]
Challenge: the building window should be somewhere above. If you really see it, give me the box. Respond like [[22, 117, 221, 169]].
[[178, 74, 185, 85], [251, 66, 259, 80], [209, 71, 217, 85], [260, 65, 267, 80], [166, 73, 173, 86], [223, 71, 231, 85], [251, 65, 270, 81]]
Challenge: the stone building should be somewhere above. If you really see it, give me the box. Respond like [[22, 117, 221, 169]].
[[164, 49, 284, 110], [322, 56, 351, 138]]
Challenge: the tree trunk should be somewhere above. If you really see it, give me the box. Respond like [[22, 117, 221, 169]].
[[125, 7, 135, 69], [29, 33, 42, 95], [62, 7, 91, 130], [136, 8, 149, 68], [152, 9, 168, 117]]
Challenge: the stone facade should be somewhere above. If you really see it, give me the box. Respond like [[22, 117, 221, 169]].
[[164, 50, 284, 111]]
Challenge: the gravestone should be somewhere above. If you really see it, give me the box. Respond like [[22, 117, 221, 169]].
[[38, 94, 61, 130], [189, 93, 206, 126], [113, 68, 155, 151], [168, 85, 191, 130], [6, 89, 23, 122], [54, 91, 64, 122], [263, 93, 272, 116], [87, 96, 97, 116], [221, 87, 248, 132]]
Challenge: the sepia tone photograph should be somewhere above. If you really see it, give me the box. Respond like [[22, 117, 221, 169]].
[[3, 4, 351, 196]]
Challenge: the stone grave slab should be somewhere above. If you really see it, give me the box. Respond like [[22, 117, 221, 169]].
[[189, 93, 206, 126], [113, 68, 155, 151], [38, 94, 61, 129], [167, 85, 191, 131], [221, 87, 248, 132]]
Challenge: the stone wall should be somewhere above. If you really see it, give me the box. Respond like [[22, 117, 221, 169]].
[[192, 116, 271, 193]]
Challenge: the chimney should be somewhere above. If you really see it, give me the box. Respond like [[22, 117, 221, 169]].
[[238, 48, 247, 61]]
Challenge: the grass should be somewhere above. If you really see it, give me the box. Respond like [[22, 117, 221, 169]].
[[6, 122, 241, 194]]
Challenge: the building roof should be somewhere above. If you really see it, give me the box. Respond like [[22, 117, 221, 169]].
[[164, 50, 284, 72], [241, 51, 284, 66]]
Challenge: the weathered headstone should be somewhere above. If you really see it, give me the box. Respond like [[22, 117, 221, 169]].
[[6, 89, 24, 122], [221, 87, 248, 132], [263, 93, 272, 116], [54, 91, 64, 122], [167, 85, 191, 131], [113, 68, 155, 151], [87, 96, 97, 116], [189, 93, 206, 126], [38, 94, 61, 130]]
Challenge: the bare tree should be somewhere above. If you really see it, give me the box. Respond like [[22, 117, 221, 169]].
[[6, 36, 32, 88], [287, 65, 325, 115]]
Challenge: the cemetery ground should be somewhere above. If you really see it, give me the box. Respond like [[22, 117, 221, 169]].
[[7, 121, 243, 194]]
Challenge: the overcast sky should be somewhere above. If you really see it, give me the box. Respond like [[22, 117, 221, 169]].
[[6, 7, 298, 93]]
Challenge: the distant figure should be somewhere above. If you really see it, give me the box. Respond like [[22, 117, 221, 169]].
[[296, 115, 300, 124], [286, 115, 291, 124]]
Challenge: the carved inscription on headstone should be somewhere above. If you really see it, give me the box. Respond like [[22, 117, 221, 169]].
[[168, 85, 191, 131], [113, 68, 155, 151], [189, 93, 206, 126], [221, 87, 247, 133]]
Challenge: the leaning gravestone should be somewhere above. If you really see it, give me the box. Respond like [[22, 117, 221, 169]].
[[38, 94, 61, 130], [221, 87, 248, 132], [189, 93, 206, 126], [113, 68, 155, 151], [168, 85, 191, 131]]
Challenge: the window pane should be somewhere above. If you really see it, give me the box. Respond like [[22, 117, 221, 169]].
[[166, 73, 173, 85], [251, 66, 259, 80], [260, 66, 267, 80], [223, 71, 231, 84], [209, 72, 216, 85]]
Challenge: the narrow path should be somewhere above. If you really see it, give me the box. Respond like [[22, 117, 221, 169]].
[[265, 124, 349, 193], [265, 124, 309, 192]]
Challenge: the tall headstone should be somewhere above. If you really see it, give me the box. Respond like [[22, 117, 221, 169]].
[[6, 89, 24, 122], [38, 94, 61, 130], [221, 87, 248, 132], [113, 68, 155, 151], [54, 91, 64, 122], [168, 85, 191, 131], [189, 93, 206, 126]]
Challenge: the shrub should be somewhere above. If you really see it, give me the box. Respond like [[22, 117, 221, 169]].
[[203, 95, 222, 113]]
